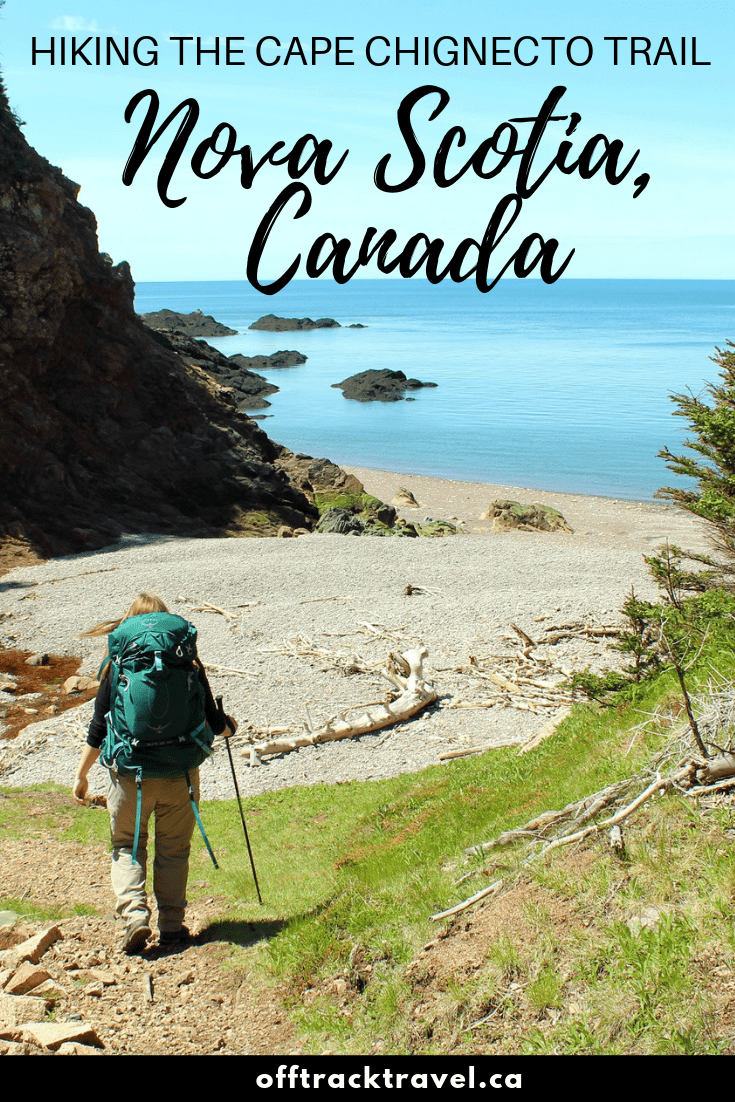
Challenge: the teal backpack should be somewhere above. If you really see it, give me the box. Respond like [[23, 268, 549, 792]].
[[99, 611, 218, 866]]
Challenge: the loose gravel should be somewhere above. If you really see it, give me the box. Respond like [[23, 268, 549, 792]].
[[0, 472, 710, 802]]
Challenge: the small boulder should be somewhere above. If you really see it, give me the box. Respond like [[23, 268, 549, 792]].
[[62, 676, 99, 695], [482, 500, 573, 533], [17, 1022, 103, 1051], [374, 503, 397, 526], [391, 487, 420, 508], [316, 509, 364, 536], [3, 962, 52, 996], [0, 992, 48, 1027], [25, 654, 48, 667], [415, 520, 459, 538], [10, 925, 62, 966]]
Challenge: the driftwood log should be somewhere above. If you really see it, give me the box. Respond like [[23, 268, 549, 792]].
[[697, 753, 735, 785], [246, 645, 436, 766]]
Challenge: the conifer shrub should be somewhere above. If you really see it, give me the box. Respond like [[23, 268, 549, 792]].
[[658, 341, 735, 586], [573, 341, 735, 703]]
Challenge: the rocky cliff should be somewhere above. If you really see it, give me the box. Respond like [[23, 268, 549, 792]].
[[0, 77, 318, 556]]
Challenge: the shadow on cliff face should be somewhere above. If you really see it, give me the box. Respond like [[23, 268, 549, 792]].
[[0, 72, 318, 559]]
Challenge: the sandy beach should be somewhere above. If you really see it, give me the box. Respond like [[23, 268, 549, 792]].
[[0, 467, 711, 800]]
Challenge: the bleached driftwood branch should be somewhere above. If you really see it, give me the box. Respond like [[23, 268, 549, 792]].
[[518, 708, 573, 755], [438, 703, 723, 921], [262, 634, 385, 675], [432, 618, 600, 730], [204, 663, 259, 678], [431, 879, 504, 922], [245, 646, 436, 766]]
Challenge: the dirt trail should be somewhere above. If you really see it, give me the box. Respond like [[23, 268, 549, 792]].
[[0, 793, 297, 1056]]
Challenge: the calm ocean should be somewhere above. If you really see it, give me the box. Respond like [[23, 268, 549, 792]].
[[133, 279, 735, 501]]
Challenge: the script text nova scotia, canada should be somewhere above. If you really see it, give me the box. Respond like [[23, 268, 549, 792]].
[[120, 84, 650, 295]]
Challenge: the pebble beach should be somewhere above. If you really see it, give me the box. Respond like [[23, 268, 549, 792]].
[[0, 467, 710, 801]]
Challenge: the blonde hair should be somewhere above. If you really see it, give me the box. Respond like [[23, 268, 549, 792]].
[[82, 592, 170, 638]]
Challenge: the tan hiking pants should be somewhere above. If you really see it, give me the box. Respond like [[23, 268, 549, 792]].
[[107, 770, 199, 934]]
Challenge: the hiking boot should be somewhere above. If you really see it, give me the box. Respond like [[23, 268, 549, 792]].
[[122, 919, 151, 954], [159, 925, 190, 945]]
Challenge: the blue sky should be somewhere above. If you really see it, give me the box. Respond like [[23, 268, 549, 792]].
[[1, 0, 732, 283]]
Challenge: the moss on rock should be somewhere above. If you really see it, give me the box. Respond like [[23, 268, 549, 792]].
[[483, 500, 573, 533]]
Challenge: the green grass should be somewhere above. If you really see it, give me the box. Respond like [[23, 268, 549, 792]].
[[3, 629, 735, 1052], [0, 784, 109, 844], [176, 683, 684, 1040], [0, 897, 66, 922], [187, 695, 649, 923]]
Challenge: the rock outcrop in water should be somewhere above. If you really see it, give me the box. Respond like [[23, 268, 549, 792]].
[[229, 350, 307, 370], [332, 369, 438, 403], [156, 332, 280, 411], [249, 314, 340, 332], [142, 334, 308, 410], [141, 309, 237, 337], [0, 74, 318, 556]]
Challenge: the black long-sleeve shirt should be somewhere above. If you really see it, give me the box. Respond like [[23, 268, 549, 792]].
[[86, 664, 228, 748]]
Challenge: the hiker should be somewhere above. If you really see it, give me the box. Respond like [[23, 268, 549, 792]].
[[73, 593, 236, 954]]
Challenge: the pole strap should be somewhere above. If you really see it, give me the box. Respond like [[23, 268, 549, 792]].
[[185, 769, 219, 869], [131, 771, 143, 866]]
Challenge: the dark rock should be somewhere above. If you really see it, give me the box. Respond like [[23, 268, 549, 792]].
[[347, 323, 368, 329], [332, 369, 438, 403], [316, 509, 364, 535], [287, 463, 443, 539], [161, 332, 280, 410], [0, 73, 321, 552], [276, 458, 397, 538], [249, 314, 340, 332], [274, 454, 364, 499], [140, 309, 237, 337], [229, 350, 307, 370], [374, 503, 397, 526]]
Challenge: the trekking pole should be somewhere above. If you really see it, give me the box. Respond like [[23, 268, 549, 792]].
[[217, 697, 263, 904]]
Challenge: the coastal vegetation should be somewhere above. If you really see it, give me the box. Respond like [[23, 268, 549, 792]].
[[3, 640, 735, 1053], [569, 343, 735, 711], [658, 341, 735, 587], [196, 643, 735, 1057]]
